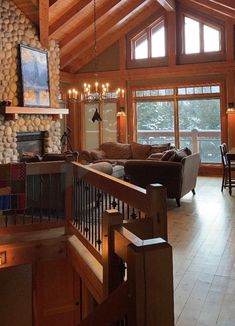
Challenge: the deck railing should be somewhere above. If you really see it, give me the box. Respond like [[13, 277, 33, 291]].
[[138, 129, 221, 163]]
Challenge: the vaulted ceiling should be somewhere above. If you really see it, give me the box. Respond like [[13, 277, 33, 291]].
[[11, 0, 235, 74]]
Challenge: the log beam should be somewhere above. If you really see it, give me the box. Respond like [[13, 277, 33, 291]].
[[39, 0, 49, 48], [156, 0, 175, 11]]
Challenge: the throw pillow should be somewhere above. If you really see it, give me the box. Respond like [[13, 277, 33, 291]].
[[169, 147, 192, 162], [149, 143, 171, 154], [131, 142, 152, 159], [160, 149, 176, 161], [147, 153, 163, 160]]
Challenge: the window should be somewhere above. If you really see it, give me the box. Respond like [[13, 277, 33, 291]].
[[84, 102, 117, 150], [132, 20, 165, 60], [178, 99, 221, 163], [135, 85, 222, 163], [137, 101, 175, 145], [184, 16, 221, 54]]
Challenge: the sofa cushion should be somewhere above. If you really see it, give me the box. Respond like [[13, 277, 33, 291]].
[[100, 142, 132, 159], [149, 143, 171, 154], [131, 142, 152, 159]]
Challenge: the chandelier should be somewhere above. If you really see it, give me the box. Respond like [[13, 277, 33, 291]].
[[68, 0, 125, 103]]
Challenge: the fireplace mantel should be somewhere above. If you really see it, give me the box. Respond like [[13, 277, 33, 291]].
[[0, 106, 69, 120]]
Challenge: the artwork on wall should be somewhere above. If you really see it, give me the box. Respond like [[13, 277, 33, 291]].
[[19, 44, 50, 107]]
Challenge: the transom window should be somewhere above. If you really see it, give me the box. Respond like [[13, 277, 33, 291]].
[[132, 20, 165, 60], [184, 16, 221, 54]]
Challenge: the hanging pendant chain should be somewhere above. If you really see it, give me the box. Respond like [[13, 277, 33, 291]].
[[93, 0, 98, 80]]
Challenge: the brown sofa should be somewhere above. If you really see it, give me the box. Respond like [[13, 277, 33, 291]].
[[124, 152, 201, 207], [79, 141, 172, 165]]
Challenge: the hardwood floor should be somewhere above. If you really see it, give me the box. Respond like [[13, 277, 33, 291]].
[[167, 176, 235, 326]]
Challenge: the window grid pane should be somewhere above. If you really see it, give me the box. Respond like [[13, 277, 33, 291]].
[[135, 88, 174, 97], [137, 101, 175, 145], [151, 25, 165, 58], [135, 34, 148, 59], [185, 17, 200, 54], [204, 24, 220, 52]]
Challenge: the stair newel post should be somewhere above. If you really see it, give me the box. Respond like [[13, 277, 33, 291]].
[[102, 209, 123, 298], [146, 183, 168, 241], [127, 240, 174, 326]]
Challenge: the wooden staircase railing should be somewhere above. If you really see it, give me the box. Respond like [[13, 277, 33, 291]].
[[65, 162, 174, 325]]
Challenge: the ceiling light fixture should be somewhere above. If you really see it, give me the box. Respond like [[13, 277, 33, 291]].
[[68, 0, 125, 103]]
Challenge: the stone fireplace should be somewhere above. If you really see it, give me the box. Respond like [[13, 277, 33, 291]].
[[0, 0, 63, 164]]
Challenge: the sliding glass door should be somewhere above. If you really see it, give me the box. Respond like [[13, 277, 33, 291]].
[[136, 101, 175, 144], [178, 99, 221, 163]]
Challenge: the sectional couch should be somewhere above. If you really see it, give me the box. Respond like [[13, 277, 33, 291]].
[[79, 141, 172, 165]]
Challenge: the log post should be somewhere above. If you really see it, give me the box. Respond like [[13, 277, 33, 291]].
[[146, 184, 167, 241], [102, 209, 123, 298], [127, 240, 174, 326]]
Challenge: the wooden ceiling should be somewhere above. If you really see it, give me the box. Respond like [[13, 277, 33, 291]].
[[11, 0, 235, 74]]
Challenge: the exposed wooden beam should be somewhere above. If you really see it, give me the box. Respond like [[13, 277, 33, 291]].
[[208, 0, 235, 10], [39, 0, 49, 48], [188, 0, 235, 20], [156, 0, 175, 11], [49, 0, 92, 35], [58, 0, 121, 48], [60, 0, 151, 70], [64, 1, 159, 72]]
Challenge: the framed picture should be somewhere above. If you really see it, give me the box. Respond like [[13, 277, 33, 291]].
[[19, 44, 50, 107]]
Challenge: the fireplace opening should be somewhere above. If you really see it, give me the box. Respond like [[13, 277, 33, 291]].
[[16, 132, 46, 158]]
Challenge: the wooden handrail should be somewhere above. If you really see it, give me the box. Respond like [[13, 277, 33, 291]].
[[72, 162, 149, 214], [26, 161, 69, 175]]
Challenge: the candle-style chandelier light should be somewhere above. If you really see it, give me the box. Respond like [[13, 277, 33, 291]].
[[68, 0, 125, 103]]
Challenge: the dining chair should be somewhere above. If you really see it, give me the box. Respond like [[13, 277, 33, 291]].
[[219, 143, 235, 192]]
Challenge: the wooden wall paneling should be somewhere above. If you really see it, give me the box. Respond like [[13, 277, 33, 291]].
[[39, 0, 49, 48], [225, 19, 235, 62], [73, 270, 82, 324], [35, 258, 78, 326]]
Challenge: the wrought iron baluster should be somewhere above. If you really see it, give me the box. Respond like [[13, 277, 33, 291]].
[[131, 208, 137, 220]]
